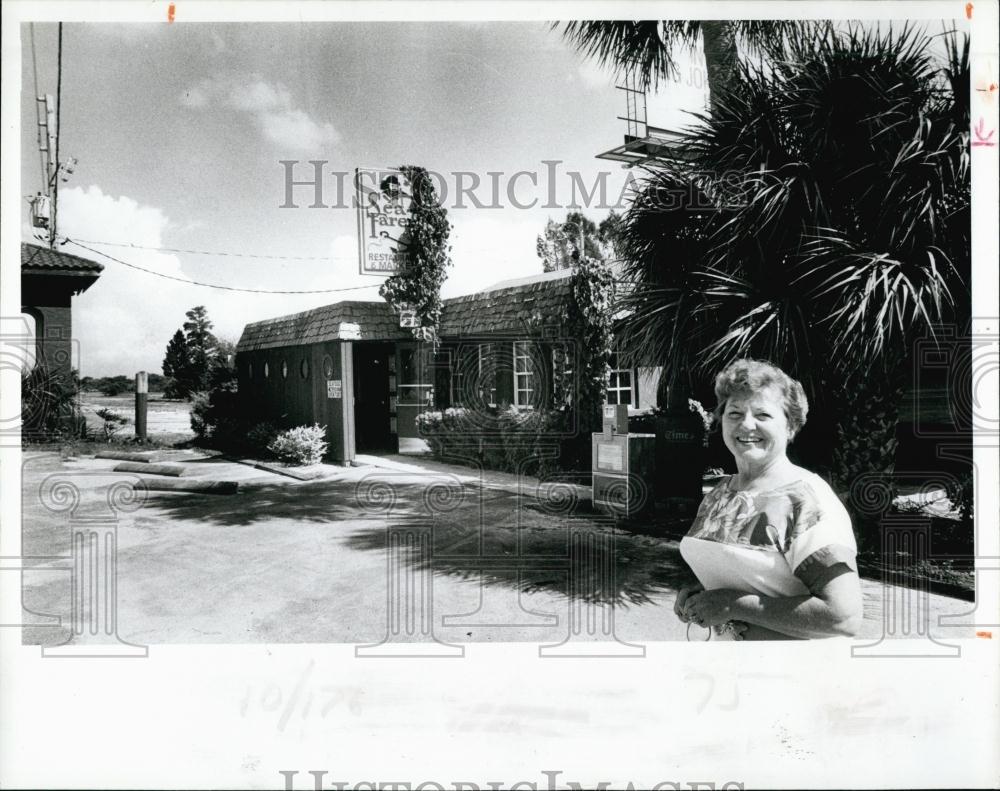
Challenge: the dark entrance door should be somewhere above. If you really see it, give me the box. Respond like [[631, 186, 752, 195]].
[[353, 342, 394, 452]]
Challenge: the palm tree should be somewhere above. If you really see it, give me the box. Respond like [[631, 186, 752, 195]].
[[556, 21, 813, 111], [559, 20, 825, 408], [613, 24, 969, 545]]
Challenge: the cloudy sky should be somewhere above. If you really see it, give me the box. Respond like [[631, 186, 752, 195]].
[[19, 21, 707, 376]]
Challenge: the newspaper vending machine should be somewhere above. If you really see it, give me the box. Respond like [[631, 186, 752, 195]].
[[591, 404, 656, 518]]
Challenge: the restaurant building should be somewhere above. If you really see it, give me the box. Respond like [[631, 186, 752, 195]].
[[235, 269, 661, 463]]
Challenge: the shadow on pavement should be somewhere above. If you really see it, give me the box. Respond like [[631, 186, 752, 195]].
[[343, 521, 697, 607], [136, 478, 431, 527], [138, 474, 699, 604], [340, 478, 698, 606]]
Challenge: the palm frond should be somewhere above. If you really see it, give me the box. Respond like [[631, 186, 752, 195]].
[[601, 21, 966, 393], [554, 21, 695, 91], [734, 20, 831, 62]]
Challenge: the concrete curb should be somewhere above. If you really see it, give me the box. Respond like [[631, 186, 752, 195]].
[[132, 479, 239, 495], [114, 461, 186, 477], [227, 457, 343, 482], [95, 450, 168, 463]]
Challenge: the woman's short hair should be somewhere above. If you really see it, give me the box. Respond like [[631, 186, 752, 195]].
[[713, 359, 809, 439]]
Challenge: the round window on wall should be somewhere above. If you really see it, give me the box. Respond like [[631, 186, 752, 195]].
[[300, 358, 309, 379], [323, 354, 334, 379], [263, 362, 269, 378], [282, 360, 288, 379]]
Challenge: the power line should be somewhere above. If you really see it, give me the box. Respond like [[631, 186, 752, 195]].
[[67, 235, 544, 261], [66, 239, 382, 295], [69, 237, 357, 261]]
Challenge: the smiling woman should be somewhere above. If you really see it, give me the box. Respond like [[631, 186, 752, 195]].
[[676, 359, 863, 640]]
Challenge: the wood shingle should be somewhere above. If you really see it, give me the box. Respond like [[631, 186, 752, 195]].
[[236, 271, 575, 352]]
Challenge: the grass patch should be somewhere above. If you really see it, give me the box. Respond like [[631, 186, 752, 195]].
[[25, 434, 212, 460]]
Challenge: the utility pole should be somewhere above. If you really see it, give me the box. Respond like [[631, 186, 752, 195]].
[[30, 24, 68, 247], [31, 94, 56, 235], [52, 22, 63, 249]]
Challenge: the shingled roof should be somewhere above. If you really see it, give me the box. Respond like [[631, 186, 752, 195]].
[[21, 242, 104, 274], [237, 271, 576, 352], [237, 301, 411, 352], [438, 270, 573, 336]]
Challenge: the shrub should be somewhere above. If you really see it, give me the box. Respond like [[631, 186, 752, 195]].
[[688, 398, 714, 446], [21, 366, 86, 443], [189, 391, 211, 437], [946, 471, 974, 524], [415, 407, 475, 456], [189, 365, 241, 444], [94, 408, 130, 441], [415, 409, 444, 454], [267, 424, 328, 465], [208, 417, 244, 450], [417, 406, 570, 476], [161, 376, 186, 400], [99, 376, 133, 396], [246, 422, 279, 454]]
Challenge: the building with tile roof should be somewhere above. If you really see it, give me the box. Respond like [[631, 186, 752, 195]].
[[20, 242, 103, 382]]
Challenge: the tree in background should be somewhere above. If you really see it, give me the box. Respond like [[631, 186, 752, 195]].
[[161, 329, 190, 399], [210, 337, 236, 383], [536, 212, 609, 272], [189, 335, 240, 442], [161, 306, 222, 399], [79, 373, 166, 395], [597, 210, 625, 258], [182, 305, 218, 392]]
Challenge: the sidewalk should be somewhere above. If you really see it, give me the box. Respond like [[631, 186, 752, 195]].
[[356, 451, 594, 500]]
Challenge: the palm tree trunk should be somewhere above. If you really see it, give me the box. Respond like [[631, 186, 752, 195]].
[[700, 21, 738, 112], [657, 364, 690, 411]]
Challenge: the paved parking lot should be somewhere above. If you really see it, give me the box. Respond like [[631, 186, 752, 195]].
[[18, 450, 976, 647]]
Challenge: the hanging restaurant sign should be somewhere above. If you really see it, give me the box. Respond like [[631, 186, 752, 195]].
[[356, 167, 414, 276]]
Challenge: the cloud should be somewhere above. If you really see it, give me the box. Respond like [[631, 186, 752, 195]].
[[60, 186, 174, 252], [179, 75, 340, 152], [55, 186, 193, 377], [227, 79, 291, 112], [259, 108, 341, 151], [49, 187, 382, 376]]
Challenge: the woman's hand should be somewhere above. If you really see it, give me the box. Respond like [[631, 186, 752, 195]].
[[673, 583, 704, 623], [681, 588, 743, 627]]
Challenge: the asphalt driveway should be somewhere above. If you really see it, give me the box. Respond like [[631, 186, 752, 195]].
[[18, 450, 976, 647]]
